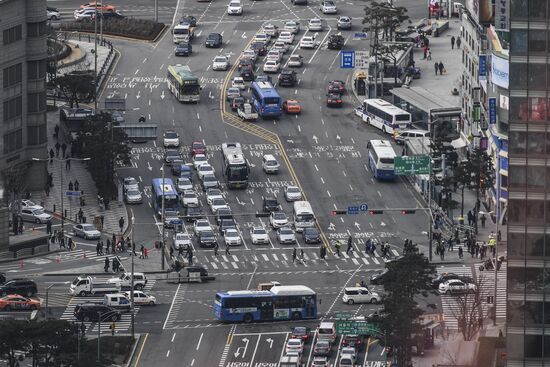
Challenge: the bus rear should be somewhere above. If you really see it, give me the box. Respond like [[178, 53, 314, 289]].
[[251, 81, 282, 118], [367, 140, 396, 180], [151, 178, 180, 217]]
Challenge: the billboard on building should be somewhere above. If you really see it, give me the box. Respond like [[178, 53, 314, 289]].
[[466, 0, 494, 24], [495, 0, 509, 31], [491, 55, 509, 89]]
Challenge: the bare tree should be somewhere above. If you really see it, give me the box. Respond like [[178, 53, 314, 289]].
[[448, 275, 487, 341]]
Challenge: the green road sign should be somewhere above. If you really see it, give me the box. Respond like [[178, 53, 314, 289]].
[[335, 312, 353, 320], [336, 320, 380, 336], [394, 155, 430, 175]]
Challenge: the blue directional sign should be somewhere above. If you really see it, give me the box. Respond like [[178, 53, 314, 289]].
[[488, 97, 497, 124], [359, 204, 368, 212], [347, 206, 360, 214], [65, 190, 81, 197], [340, 51, 355, 69], [353, 32, 368, 40]]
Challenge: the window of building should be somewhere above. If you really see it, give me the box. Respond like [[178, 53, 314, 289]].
[[2, 96, 22, 121], [529, 0, 547, 19], [529, 30, 548, 53], [525, 267, 545, 291], [509, 131, 527, 155], [27, 124, 47, 146], [508, 300, 525, 326], [27, 60, 46, 80], [2, 63, 22, 88], [527, 132, 546, 154], [507, 333, 524, 359], [526, 232, 544, 256], [27, 21, 47, 37], [526, 199, 545, 225], [528, 64, 546, 90], [508, 199, 526, 225], [3, 129, 22, 154], [525, 335, 543, 358], [510, 29, 528, 54], [27, 92, 46, 113], [526, 166, 545, 188], [525, 301, 543, 324], [508, 232, 526, 257], [510, 63, 527, 89], [2, 25, 22, 45]]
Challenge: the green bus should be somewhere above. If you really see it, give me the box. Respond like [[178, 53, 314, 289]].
[[166, 64, 200, 102]]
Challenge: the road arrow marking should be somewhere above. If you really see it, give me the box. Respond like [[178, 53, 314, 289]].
[[147, 162, 152, 171], [354, 222, 361, 230], [136, 90, 141, 99], [236, 197, 246, 206], [161, 90, 165, 100], [266, 338, 273, 348], [312, 135, 318, 144], [380, 221, 386, 227], [328, 223, 335, 231], [233, 338, 250, 358], [336, 134, 341, 141]]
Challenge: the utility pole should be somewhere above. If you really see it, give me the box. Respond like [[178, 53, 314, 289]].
[[161, 167, 165, 270], [130, 209, 135, 339], [97, 311, 101, 362], [155, 0, 159, 22], [94, 3, 98, 111]]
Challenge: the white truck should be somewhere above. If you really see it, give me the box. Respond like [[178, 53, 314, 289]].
[[107, 272, 148, 291], [237, 103, 258, 121], [70, 275, 121, 297], [173, 23, 195, 44]]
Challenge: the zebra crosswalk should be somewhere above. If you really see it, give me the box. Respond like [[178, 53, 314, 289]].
[[476, 262, 507, 323], [436, 265, 476, 330], [58, 280, 156, 334], [47, 249, 128, 263], [185, 248, 399, 272]]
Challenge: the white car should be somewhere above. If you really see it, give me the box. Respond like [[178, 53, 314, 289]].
[[285, 186, 303, 201], [277, 227, 296, 244], [300, 35, 316, 49], [212, 55, 230, 71], [254, 33, 270, 44], [210, 197, 229, 213], [21, 199, 43, 210], [288, 54, 304, 67], [263, 59, 280, 73], [74, 8, 96, 21], [123, 177, 139, 192], [123, 291, 156, 306], [174, 232, 192, 250], [270, 211, 289, 228], [266, 49, 282, 62], [47, 8, 61, 20], [182, 190, 199, 207], [438, 279, 477, 295], [284, 20, 300, 34], [320, 0, 337, 13], [163, 130, 180, 147], [241, 49, 257, 62], [72, 223, 101, 239], [194, 219, 212, 236], [193, 154, 208, 169], [125, 189, 143, 204], [262, 23, 279, 37], [176, 177, 193, 192], [19, 208, 52, 224], [206, 188, 224, 205], [250, 227, 269, 245], [342, 287, 382, 304], [197, 163, 215, 179], [308, 18, 323, 31], [227, 0, 243, 15], [224, 228, 242, 246], [285, 338, 304, 355], [278, 31, 295, 44], [226, 87, 241, 101], [232, 77, 246, 90], [272, 41, 289, 54]]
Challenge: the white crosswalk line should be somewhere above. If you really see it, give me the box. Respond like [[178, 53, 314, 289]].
[[351, 258, 359, 266], [211, 262, 218, 269], [231, 262, 238, 269], [222, 255, 229, 262], [232, 255, 238, 262], [391, 249, 399, 256], [362, 258, 369, 265], [272, 254, 279, 261], [262, 254, 269, 261], [221, 262, 228, 269], [282, 254, 288, 261], [372, 257, 380, 265]]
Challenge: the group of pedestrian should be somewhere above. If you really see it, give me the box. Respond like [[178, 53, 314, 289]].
[[364, 238, 377, 256], [292, 248, 305, 264], [434, 61, 445, 75], [380, 241, 391, 258], [450, 35, 461, 49], [104, 256, 123, 273], [139, 245, 149, 259], [467, 210, 477, 227], [96, 240, 105, 256]]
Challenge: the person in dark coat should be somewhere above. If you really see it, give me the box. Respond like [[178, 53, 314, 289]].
[[451, 36, 456, 49], [438, 61, 444, 75], [104, 257, 110, 272], [61, 143, 67, 158], [49, 149, 55, 164], [68, 181, 74, 191], [434, 62, 439, 75], [65, 158, 71, 170], [74, 180, 80, 191], [55, 142, 61, 157], [456, 36, 461, 48]]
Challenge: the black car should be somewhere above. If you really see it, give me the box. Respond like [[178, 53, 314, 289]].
[[326, 93, 343, 107], [240, 65, 255, 81], [328, 80, 345, 95], [164, 149, 183, 165], [327, 34, 345, 50], [238, 58, 254, 71], [175, 42, 192, 56], [263, 196, 279, 212], [303, 227, 321, 244], [185, 265, 209, 277], [180, 15, 197, 27], [278, 69, 297, 87], [431, 273, 474, 289], [185, 206, 203, 222], [220, 219, 237, 234], [216, 208, 233, 225], [0, 279, 37, 297], [205, 33, 223, 48], [250, 41, 268, 56], [74, 303, 121, 322], [370, 268, 388, 285], [198, 230, 217, 248]]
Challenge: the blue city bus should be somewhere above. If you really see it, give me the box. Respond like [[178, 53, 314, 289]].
[[151, 178, 180, 217], [214, 285, 317, 323], [250, 81, 282, 118], [367, 139, 397, 180]]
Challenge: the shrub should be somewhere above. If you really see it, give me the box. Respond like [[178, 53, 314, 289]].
[[60, 18, 165, 41]]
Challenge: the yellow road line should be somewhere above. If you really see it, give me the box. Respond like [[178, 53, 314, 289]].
[[133, 332, 149, 367]]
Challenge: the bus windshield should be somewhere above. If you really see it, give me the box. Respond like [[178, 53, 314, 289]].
[[182, 84, 200, 95], [296, 213, 314, 222], [227, 164, 249, 180], [174, 28, 189, 35], [157, 195, 179, 210]]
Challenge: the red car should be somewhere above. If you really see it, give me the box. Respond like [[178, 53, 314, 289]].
[[326, 93, 342, 107], [190, 141, 206, 156], [328, 80, 345, 95], [291, 326, 310, 342]]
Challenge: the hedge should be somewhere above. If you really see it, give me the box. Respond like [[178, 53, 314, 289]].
[[60, 18, 165, 41]]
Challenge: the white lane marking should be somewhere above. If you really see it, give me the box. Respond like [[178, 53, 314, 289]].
[[196, 333, 204, 350], [320, 177, 325, 184], [327, 190, 331, 197], [314, 164, 319, 171]]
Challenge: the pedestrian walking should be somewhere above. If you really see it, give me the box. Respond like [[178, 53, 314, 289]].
[[440, 245, 445, 260], [170, 246, 174, 258], [214, 243, 219, 256], [74, 180, 80, 192], [334, 241, 341, 256], [106, 239, 111, 254], [480, 214, 486, 228], [60, 236, 65, 249], [456, 36, 461, 48], [438, 61, 445, 75], [49, 148, 54, 164], [188, 250, 193, 265], [61, 143, 67, 158], [451, 35, 456, 49], [300, 249, 304, 261], [46, 220, 52, 235], [475, 243, 480, 258], [427, 48, 432, 60], [96, 241, 101, 256], [54, 124, 60, 139], [48, 173, 53, 188], [78, 208, 84, 223], [140, 245, 144, 259], [434, 62, 438, 75], [55, 142, 61, 157], [104, 257, 110, 273], [118, 217, 125, 233], [458, 246, 463, 259], [292, 248, 297, 263], [112, 258, 118, 272], [65, 158, 71, 170], [100, 241, 104, 255], [467, 210, 473, 226], [320, 246, 326, 260], [68, 181, 74, 191], [225, 245, 230, 255], [346, 235, 353, 254], [100, 215, 105, 229], [423, 46, 427, 59], [68, 238, 74, 251], [143, 247, 148, 258]]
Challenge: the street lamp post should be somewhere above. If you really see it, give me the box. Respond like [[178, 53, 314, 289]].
[[161, 167, 165, 270], [130, 209, 135, 339]]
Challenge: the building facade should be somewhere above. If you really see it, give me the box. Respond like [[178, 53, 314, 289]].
[[506, 0, 550, 364], [0, 0, 48, 194]]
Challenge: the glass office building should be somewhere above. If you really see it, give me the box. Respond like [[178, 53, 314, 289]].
[[506, 0, 550, 364]]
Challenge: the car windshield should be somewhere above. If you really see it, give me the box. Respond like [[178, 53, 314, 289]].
[[214, 57, 226, 62], [288, 340, 301, 346], [184, 193, 195, 198], [32, 209, 45, 215], [208, 189, 221, 196], [201, 230, 214, 237], [125, 178, 138, 185], [293, 327, 306, 335], [226, 229, 238, 236], [213, 198, 226, 205], [273, 212, 286, 219], [280, 228, 293, 235], [203, 175, 216, 182], [288, 187, 299, 192], [165, 132, 178, 139], [266, 199, 277, 205], [127, 190, 140, 195], [176, 234, 189, 240], [316, 341, 329, 347], [199, 165, 211, 171], [254, 228, 267, 235], [178, 178, 191, 184], [82, 224, 95, 231]]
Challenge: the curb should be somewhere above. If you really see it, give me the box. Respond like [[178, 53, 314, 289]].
[[42, 270, 172, 277], [124, 333, 142, 367], [59, 25, 168, 44], [0, 248, 63, 264], [57, 42, 88, 70]]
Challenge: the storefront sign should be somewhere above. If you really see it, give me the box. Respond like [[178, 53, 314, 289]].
[[489, 97, 497, 124], [496, 0, 509, 31], [491, 55, 509, 89], [479, 55, 487, 80]]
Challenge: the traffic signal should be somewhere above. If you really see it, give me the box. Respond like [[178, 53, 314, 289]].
[[368, 210, 383, 215], [332, 210, 347, 215], [255, 213, 270, 218], [401, 210, 416, 214]]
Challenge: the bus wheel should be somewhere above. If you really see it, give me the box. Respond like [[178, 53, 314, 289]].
[[243, 314, 253, 323], [291, 312, 301, 320]]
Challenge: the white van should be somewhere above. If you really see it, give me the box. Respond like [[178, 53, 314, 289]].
[[262, 154, 280, 173], [393, 129, 430, 145], [279, 355, 302, 367], [342, 287, 382, 305], [293, 201, 315, 232], [104, 293, 131, 312], [316, 322, 336, 344]]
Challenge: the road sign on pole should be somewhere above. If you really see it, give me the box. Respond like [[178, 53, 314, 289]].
[[340, 51, 355, 69], [347, 206, 359, 214], [354, 51, 369, 69], [394, 155, 430, 175], [359, 204, 368, 212], [336, 320, 380, 336], [65, 191, 82, 197]]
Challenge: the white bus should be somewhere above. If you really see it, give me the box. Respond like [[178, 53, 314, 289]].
[[293, 201, 315, 232], [361, 99, 411, 135], [367, 139, 397, 180]]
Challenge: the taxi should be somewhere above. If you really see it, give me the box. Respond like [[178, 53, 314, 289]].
[[0, 295, 41, 311], [283, 99, 302, 114], [80, 2, 116, 11]]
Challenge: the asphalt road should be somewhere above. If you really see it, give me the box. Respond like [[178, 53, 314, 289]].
[[25, 0, 443, 366]]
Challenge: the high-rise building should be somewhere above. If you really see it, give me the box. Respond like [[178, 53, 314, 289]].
[[0, 0, 48, 193], [506, 0, 550, 364]]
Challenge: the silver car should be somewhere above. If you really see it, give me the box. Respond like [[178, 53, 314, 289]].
[[123, 177, 139, 192], [125, 189, 143, 204], [19, 208, 52, 224], [73, 223, 101, 240], [277, 227, 296, 244]]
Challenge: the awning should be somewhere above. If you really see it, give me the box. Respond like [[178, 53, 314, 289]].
[[451, 137, 468, 149]]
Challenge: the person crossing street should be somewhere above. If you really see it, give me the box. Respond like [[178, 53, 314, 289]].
[[346, 235, 353, 254], [334, 241, 341, 256], [292, 248, 297, 263]]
